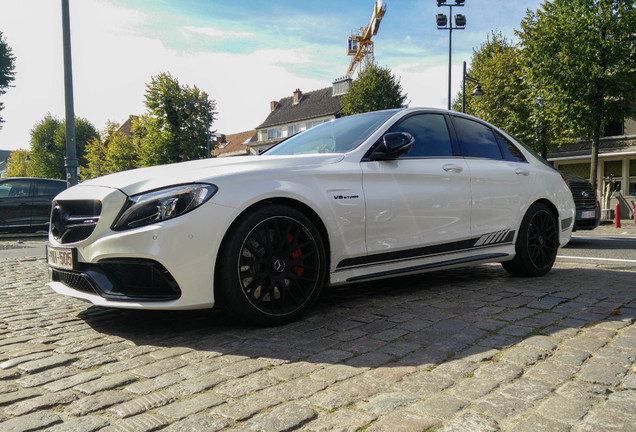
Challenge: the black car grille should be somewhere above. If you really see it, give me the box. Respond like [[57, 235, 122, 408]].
[[51, 269, 99, 294], [569, 183, 597, 209], [51, 259, 181, 301], [51, 200, 102, 244]]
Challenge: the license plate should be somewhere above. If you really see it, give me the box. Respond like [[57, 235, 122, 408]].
[[47, 246, 76, 270], [580, 210, 596, 219]]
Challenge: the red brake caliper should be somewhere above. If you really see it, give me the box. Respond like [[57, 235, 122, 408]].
[[286, 234, 304, 277]]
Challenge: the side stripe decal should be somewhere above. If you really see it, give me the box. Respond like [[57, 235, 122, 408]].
[[337, 229, 516, 270]]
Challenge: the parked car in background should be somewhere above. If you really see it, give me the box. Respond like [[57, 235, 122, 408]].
[[46, 108, 575, 325], [0, 178, 67, 233], [560, 170, 600, 231]]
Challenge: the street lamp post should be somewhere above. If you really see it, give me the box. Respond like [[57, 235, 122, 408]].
[[204, 92, 211, 158], [436, 0, 466, 110], [462, 60, 484, 113], [61, 0, 78, 186]]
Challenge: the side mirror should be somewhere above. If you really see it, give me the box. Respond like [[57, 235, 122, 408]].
[[370, 132, 415, 161]]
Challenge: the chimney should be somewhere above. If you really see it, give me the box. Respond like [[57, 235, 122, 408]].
[[270, 101, 278, 112], [293, 88, 302, 104]]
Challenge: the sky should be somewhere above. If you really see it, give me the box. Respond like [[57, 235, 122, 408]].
[[0, 0, 544, 152]]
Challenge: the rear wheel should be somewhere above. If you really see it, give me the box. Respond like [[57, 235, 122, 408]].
[[502, 203, 559, 277], [217, 205, 326, 325]]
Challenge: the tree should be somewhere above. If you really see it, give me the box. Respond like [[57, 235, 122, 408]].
[[27, 115, 62, 179], [82, 136, 107, 180], [82, 121, 137, 180], [104, 128, 137, 174], [340, 65, 407, 116], [518, 0, 636, 190], [0, 30, 16, 128], [6, 149, 29, 177], [136, 72, 217, 167], [452, 32, 573, 158], [28, 115, 99, 179]]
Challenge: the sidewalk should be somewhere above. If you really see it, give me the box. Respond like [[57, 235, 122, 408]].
[[583, 220, 636, 237]]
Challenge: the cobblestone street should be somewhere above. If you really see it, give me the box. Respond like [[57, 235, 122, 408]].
[[0, 256, 635, 432]]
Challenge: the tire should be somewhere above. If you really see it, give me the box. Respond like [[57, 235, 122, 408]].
[[502, 203, 559, 277], [216, 205, 326, 325]]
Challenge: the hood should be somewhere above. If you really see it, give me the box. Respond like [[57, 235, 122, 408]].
[[79, 154, 344, 196]]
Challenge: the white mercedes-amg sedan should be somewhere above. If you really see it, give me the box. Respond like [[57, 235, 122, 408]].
[[47, 108, 575, 325]]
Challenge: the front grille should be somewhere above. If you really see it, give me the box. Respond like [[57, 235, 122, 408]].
[[569, 183, 597, 209], [51, 259, 181, 302], [51, 200, 102, 244]]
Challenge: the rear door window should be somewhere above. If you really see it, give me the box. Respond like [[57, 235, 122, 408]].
[[35, 180, 66, 196], [453, 116, 503, 160]]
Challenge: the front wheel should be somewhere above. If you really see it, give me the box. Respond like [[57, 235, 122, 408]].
[[216, 205, 326, 326], [502, 203, 559, 277]]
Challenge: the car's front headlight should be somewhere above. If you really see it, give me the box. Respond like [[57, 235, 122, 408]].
[[112, 183, 217, 231]]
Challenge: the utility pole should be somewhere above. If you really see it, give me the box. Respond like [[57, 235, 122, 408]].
[[61, 0, 78, 186]]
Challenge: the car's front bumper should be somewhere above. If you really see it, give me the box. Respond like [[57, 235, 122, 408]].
[[46, 185, 236, 310], [573, 206, 601, 231]]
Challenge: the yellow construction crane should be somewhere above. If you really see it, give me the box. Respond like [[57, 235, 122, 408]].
[[346, 0, 387, 79]]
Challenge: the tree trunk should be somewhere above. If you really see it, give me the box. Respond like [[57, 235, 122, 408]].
[[589, 122, 601, 193]]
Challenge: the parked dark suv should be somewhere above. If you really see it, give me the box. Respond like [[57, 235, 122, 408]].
[[560, 170, 600, 231], [0, 178, 67, 232]]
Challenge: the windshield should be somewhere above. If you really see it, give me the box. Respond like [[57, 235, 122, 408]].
[[263, 110, 399, 156]]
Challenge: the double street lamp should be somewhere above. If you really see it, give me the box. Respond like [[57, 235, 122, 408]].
[[436, 0, 466, 110]]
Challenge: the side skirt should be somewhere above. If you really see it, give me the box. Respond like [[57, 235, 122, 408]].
[[345, 253, 509, 283]]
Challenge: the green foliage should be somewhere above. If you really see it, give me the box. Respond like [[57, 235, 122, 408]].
[[27, 115, 63, 179], [517, 0, 636, 188], [136, 72, 217, 167], [0, 30, 16, 128], [452, 32, 574, 158], [105, 127, 137, 174], [82, 136, 107, 181], [6, 149, 29, 177], [82, 121, 139, 180], [340, 65, 407, 116], [27, 115, 99, 179]]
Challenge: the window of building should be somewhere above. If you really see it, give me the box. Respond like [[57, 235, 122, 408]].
[[288, 124, 300, 136], [629, 159, 636, 196], [603, 121, 623, 137], [267, 128, 283, 140], [558, 162, 591, 180], [604, 160, 623, 193], [604, 160, 623, 177]]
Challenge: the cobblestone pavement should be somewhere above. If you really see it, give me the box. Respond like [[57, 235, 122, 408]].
[[0, 257, 634, 432]]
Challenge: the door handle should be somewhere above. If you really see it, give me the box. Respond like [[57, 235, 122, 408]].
[[515, 168, 530, 176], [443, 164, 463, 173]]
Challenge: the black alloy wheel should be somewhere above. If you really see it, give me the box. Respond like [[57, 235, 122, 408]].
[[502, 203, 559, 277], [217, 205, 326, 325]]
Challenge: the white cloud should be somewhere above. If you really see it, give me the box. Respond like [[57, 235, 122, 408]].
[[0, 0, 335, 150], [182, 26, 255, 40]]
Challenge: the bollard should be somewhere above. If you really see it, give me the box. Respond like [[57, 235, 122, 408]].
[[615, 203, 621, 228]]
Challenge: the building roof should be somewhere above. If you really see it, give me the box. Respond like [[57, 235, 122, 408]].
[[212, 130, 256, 157], [257, 87, 343, 129], [548, 135, 636, 160], [117, 115, 139, 137]]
